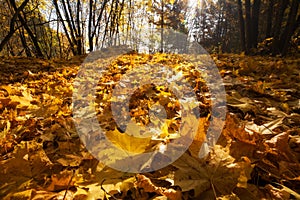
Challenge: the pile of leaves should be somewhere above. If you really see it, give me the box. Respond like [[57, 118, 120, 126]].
[[0, 53, 299, 199]]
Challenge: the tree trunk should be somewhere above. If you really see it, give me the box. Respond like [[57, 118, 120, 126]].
[[53, 0, 76, 55], [160, 0, 164, 53], [280, 0, 299, 55], [244, 0, 252, 53], [18, 27, 32, 57], [251, 0, 261, 48], [237, 0, 246, 52], [60, 0, 78, 54], [76, 0, 82, 54], [16, 16, 44, 57], [91, 0, 108, 44], [0, 0, 29, 53], [88, 0, 93, 51], [10, 0, 44, 58], [272, 0, 288, 55], [266, 0, 274, 38]]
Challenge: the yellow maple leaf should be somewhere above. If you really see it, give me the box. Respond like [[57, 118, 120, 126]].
[[105, 128, 152, 154]]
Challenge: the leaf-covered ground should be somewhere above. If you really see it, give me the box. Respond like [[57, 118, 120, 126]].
[[0, 53, 299, 199]]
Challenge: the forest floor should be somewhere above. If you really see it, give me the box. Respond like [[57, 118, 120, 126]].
[[0, 53, 299, 200]]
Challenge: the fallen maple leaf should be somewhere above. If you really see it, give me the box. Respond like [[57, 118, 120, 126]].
[[172, 145, 253, 198]]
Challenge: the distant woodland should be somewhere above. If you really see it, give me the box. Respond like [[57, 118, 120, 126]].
[[0, 0, 299, 59]]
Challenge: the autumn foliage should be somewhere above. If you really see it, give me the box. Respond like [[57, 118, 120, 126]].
[[0, 53, 300, 199]]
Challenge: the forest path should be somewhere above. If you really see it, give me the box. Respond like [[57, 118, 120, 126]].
[[0, 54, 299, 199]]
